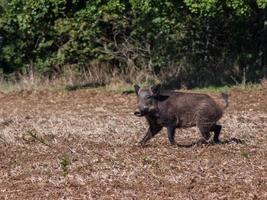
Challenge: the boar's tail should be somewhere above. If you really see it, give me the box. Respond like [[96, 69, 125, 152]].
[[221, 92, 229, 109]]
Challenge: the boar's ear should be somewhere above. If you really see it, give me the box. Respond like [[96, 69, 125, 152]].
[[134, 84, 140, 95], [151, 84, 161, 96]]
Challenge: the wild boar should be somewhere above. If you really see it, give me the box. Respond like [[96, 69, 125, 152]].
[[134, 84, 229, 146]]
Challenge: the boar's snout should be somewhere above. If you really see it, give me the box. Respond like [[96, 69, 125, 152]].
[[134, 110, 142, 117], [134, 107, 149, 117]]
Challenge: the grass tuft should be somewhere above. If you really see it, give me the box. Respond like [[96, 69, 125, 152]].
[[23, 129, 49, 146], [240, 148, 250, 159], [59, 154, 71, 177], [191, 85, 231, 93]]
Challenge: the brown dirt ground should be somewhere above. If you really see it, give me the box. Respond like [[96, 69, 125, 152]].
[[0, 88, 266, 200]]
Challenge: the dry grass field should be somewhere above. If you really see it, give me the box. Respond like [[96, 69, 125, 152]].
[[0, 87, 266, 199]]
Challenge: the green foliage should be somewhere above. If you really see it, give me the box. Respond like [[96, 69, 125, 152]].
[[184, 0, 222, 16], [0, 0, 266, 86], [142, 155, 159, 168], [257, 0, 267, 9], [240, 148, 250, 159], [184, 0, 266, 16], [59, 153, 71, 176]]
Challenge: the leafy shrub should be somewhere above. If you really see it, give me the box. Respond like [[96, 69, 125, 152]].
[[0, 0, 266, 87]]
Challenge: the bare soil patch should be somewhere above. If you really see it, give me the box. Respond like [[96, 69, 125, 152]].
[[0, 89, 266, 199]]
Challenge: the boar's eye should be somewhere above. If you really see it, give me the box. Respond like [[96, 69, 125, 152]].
[[146, 95, 153, 99]]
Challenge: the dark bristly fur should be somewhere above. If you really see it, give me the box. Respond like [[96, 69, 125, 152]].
[[134, 84, 229, 146]]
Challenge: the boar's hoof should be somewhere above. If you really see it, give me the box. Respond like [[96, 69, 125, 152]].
[[170, 141, 177, 146], [138, 141, 147, 147], [213, 139, 221, 144]]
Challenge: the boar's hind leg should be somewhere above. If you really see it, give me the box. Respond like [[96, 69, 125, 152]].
[[211, 124, 222, 143], [139, 125, 162, 146]]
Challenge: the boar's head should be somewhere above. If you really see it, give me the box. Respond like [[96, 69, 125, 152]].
[[133, 84, 161, 117]]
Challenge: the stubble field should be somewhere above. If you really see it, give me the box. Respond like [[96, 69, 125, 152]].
[[0, 87, 266, 199]]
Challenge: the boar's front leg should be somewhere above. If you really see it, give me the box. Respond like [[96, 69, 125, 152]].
[[167, 126, 176, 145], [139, 124, 162, 146], [211, 124, 222, 143]]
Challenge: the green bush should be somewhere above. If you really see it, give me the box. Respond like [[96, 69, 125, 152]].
[[0, 0, 266, 87]]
